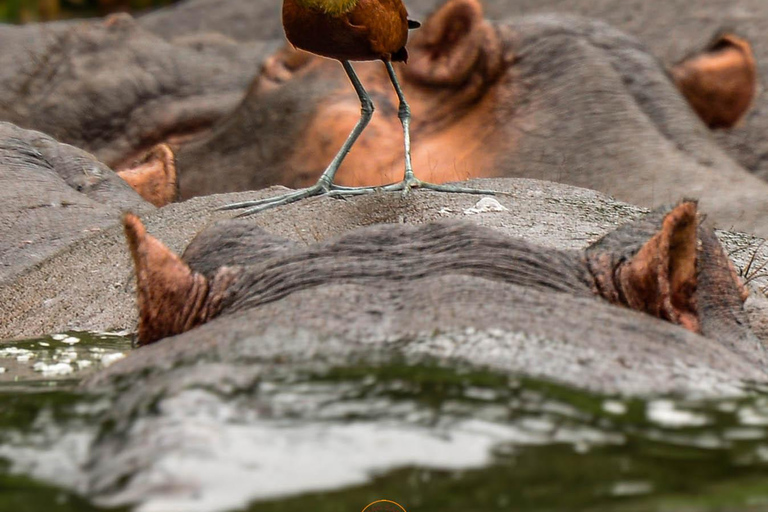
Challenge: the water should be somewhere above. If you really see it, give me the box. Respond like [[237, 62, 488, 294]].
[[0, 332, 131, 389], [1, 333, 768, 512], [0, 332, 131, 512]]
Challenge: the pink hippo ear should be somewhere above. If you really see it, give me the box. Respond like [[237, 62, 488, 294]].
[[671, 34, 757, 129], [617, 202, 700, 333], [402, 0, 502, 87], [123, 214, 236, 346], [118, 144, 179, 207]]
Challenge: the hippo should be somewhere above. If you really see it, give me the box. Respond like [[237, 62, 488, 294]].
[[0, 120, 186, 283], [3, 1, 768, 235], [0, 121, 164, 284], [1, 173, 763, 344], [61, 189, 768, 510], [2, 172, 767, 509], [172, 0, 768, 237], [117, 191, 767, 383], [140, 0, 768, 181], [0, 12, 274, 170]]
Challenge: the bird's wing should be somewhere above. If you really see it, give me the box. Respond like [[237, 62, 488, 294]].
[[346, 0, 409, 57]]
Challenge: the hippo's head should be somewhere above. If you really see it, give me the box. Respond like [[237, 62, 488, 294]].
[[122, 199, 762, 374]]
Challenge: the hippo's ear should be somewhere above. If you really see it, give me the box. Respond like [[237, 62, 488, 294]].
[[671, 34, 756, 129], [258, 45, 315, 89], [617, 202, 700, 333], [403, 0, 501, 87], [118, 144, 179, 207], [123, 214, 221, 346]]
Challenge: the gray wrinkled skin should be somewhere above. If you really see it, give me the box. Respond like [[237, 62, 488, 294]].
[[0, 178, 642, 340], [0, 13, 274, 168], [493, 15, 768, 235], [489, 0, 768, 183], [0, 122, 152, 284]]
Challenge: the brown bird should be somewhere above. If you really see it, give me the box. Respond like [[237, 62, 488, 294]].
[[222, 0, 494, 215]]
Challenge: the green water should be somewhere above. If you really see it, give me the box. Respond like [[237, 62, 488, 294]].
[[0, 332, 131, 512], [245, 367, 768, 512], [1, 334, 768, 512]]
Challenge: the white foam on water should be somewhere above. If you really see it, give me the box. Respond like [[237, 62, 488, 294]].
[[100, 353, 126, 367], [646, 400, 709, 428]]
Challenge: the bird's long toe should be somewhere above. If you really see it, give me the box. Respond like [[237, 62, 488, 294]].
[[218, 184, 382, 216], [414, 182, 501, 195], [382, 179, 500, 196], [218, 187, 317, 213]]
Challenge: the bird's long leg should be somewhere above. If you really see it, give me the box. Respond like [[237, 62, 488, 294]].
[[381, 61, 497, 196], [384, 60, 415, 183], [219, 60, 382, 216], [317, 60, 375, 187]]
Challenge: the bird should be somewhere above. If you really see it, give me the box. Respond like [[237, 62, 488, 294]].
[[221, 0, 496, 215]]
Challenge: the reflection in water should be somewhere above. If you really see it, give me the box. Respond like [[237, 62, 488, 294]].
[[0, 334, 767, 511]]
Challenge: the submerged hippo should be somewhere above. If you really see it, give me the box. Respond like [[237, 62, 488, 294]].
[[4, 175, 768, 512], [0, 13, 273, 169], [120, 197, 766, 388], [64, 187, 765, 508]]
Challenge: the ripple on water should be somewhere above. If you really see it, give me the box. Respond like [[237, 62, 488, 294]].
[[0, 340, 768, 512]]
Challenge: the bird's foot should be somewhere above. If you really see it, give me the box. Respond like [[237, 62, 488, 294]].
[[219, 178, 502, 216], [381, 177, 499, 197], [218, 183, 378, 216]]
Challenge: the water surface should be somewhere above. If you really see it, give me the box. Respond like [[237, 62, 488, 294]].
[[1, 333, 768, 512]]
